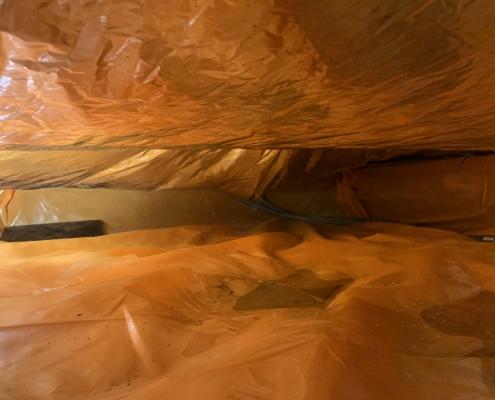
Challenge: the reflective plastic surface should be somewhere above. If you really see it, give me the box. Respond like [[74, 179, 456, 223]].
[[0, 1, 494, 149]]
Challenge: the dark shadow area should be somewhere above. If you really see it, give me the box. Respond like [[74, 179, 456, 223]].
[[422, 291, 495, 388], [234, 269, 352, 311]]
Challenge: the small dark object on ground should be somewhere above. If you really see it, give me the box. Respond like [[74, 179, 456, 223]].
[[1, 220, 105, 242]]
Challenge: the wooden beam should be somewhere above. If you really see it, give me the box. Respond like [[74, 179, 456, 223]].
[[1, 220, 105, 242]]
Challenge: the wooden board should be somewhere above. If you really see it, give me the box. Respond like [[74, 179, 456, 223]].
[[1, 220, 105, 242]]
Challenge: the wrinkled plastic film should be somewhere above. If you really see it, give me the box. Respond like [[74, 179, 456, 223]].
[[336, 154, 495, 232], [0, 0, 494, 149], [0, 148, 408, 195], [2, 222, 495, 399], [6, 153, 495, 234], [3, 2, 495, 399], [0, 189, 14, 228], [0, 148, 292, 196], [0, 188, 273, 233]]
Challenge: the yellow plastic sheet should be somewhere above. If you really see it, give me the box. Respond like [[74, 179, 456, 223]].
[[2, 221, 495, 399]]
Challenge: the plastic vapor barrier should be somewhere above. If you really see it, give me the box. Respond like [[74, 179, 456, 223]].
[[1, 1, 495, 399]]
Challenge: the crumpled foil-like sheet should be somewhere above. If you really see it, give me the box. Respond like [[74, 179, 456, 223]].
[[2, 221, 495, 399], [0, 148, 291, 196], [1, 0, 495, 149]]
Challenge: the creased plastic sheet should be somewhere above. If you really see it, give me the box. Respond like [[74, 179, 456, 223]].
[[0, 148, 405, 195], [2, 221, 495, 399], [263, 154, 495, 233], [336, 154, 495, 232], [1, 0, 495, 149], [0, 148, 291, 196], [0, 188, 271, 233]]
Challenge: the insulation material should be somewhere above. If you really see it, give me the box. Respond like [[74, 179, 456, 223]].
[[0, 0, 494, 150], [2, 221, 495, 399], [0, 148, 291, 196]]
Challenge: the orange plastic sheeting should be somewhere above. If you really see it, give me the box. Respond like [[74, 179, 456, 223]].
[[1, 1, 495, 150], [0, 188, 270, 233], [0, 189, 14, 228], [276, 148, 409, 187], [2, 221, 495, 399], [0, 148, 409, 194], [0, 148, 290, 196], [337, 155, 495, 232]]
